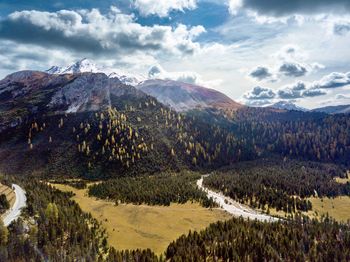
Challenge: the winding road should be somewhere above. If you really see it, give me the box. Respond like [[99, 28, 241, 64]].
[[197, 175, 278, 222], [3, 184, 27, 227]]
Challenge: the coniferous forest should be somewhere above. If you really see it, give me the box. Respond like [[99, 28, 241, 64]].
[[203, 158, 350, 213]]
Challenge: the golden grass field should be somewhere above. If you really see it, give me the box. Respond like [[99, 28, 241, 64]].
[[52, 183, 231, 255], [0, 183, 15, 216], [307, 196, 350, 222], [334, 176, 350, 184]]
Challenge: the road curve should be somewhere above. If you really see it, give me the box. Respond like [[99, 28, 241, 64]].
[[197, 175, 278, 222], [3, 184, 27, 227]]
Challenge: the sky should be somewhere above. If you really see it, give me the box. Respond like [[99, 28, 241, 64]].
[[1, 0, 350, 109]]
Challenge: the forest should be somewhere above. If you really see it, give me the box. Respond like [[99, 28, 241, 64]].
[[0, 177, 159, 261], [88, 172, 216, 207], [1, 92, 350, 180], [166, 216, 350, 261], [0, 194, 9, 214], [203, 158, 350, 213]]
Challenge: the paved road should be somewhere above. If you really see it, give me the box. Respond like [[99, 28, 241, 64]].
[[197, 175, 278, 222], [3, 184, 27, 226]]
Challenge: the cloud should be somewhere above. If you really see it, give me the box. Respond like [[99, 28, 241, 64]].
[[333, 22, 350, 35], [243, 86, 276, 100], [336, 94, 350, 100], [0, 40, 74, 77], [148, 64, 222, 87], [134, 0, 197, 17], [248, 66, 273, 81], [247, 45, 324, 83], [311, 72, 350, 89], [278, 62, 308, 77], [277, 81, 306, 99], [302, 89, 327, 97], [278, 81, 327, 99], [244, 99, 272, 107], [228, 0, 350, 16], [0, 7, 205, 57], [244, 76, 330, 105]]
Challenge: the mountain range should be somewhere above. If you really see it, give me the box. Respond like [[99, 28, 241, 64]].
[[45, 59, 243, 112], [1, 60, 350, 179]]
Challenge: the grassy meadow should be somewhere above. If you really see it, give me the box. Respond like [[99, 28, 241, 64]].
[[52, 183, 231, 254]]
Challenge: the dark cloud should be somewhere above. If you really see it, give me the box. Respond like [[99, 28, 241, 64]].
[[249, 66, 272, 81], [244, 86, 276, 100], [0, 8, 204, 56], [334, 23, 350, 35], [273, 80, 327, 100], [277, 82, 305, 99], [279, 62, 307, 77], [236, 0, 350, 16], [302, 89, 327, 97]]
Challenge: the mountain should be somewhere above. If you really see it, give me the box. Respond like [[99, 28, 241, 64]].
[[46, 58, 146, 86], [109, 71, 146, 86], [312, 104, 350, 114], [269, 101, 308, 112], [45, 59, 240, 111], [0, 70, 249, 178], [0, 70, 143, 131], [46, 58, 100, 74], [1, 68, 349, 179], [137, 79, 243, 112]]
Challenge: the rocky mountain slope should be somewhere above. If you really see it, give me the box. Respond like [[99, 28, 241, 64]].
[[137, 79, 243, 112]]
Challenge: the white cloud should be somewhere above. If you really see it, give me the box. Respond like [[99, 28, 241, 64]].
[[311, 71, 350, 89], [134, 0, 197, 17], [1, 7, 205, 56], [148, 64, 222, 87], [228, 0, 243, 15]]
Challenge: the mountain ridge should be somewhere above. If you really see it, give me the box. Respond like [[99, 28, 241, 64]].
[[45, 59, 243, 112], [137, 79, 243, 112]]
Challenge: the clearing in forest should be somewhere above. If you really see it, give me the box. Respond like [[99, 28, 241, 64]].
[[52, 183, 231, 255], [307, 196, 350, 222]]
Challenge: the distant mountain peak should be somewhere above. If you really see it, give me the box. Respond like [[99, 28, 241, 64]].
[[46, 58, 100, 75], [312, 104, 350, 114], [270, 101, 308, 112], [46, 59, 145, 86]]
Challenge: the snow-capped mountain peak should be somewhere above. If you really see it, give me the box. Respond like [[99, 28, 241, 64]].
[[46, 59, 145, 86], [63, 58, 99, 74], [109, 71, 146, 86], [46, 58, 100, 75], [270, 101, 308, 112]]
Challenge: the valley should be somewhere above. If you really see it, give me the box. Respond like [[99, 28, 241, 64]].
[[2, 0, 350, 259], [51, 182, 230, 255], [0, 66, 349, 261]]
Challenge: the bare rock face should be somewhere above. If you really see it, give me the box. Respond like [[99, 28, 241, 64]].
[[0, 70, 145, 132]]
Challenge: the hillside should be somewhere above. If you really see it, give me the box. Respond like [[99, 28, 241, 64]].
[[137, 79, 243, 112], [1, 70, 350, 179], [0, 71, 254, 178], [312, 104, 350, 114]]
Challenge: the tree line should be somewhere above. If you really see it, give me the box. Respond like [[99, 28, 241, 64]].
[[166, 216, 350, 261], [203, 158, 350, 213], [0, 176, 159, 261], [88, 172, 216, 207]]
